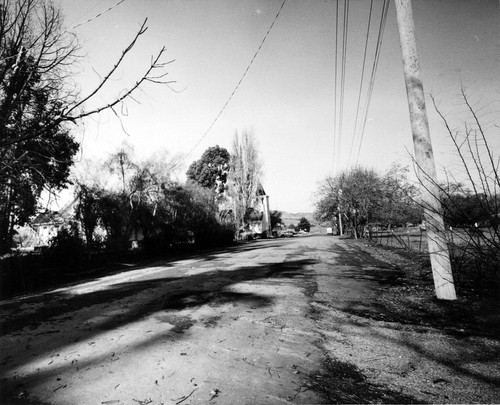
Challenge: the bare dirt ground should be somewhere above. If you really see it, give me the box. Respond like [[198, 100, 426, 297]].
[[0, 235, 499, 404]]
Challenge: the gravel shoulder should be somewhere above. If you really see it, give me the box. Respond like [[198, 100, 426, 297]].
[[309, 238, 500, 404]]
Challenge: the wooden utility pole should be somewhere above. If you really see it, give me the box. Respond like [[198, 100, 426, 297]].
[[394, 0, 457, 300], [338, 189, 343, 236]]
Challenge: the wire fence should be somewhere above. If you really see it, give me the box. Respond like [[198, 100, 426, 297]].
[[368, 227, 496, 253], [368, 227, 428, 251], [368, 226, 499, 287]]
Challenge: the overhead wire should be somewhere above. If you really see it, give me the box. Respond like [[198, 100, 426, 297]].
[[336, 0, 350, 174], [347, 0, 374, 168], [354, 0, 390, 166], [332, 0, 339, 175], [169, 0, 288, 172], [68, 0, 107, 26], [71, 0, 127, 29]]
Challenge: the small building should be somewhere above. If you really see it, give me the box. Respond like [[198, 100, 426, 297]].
[[217, 182, 272, 238], [248, 183, 271, 235], [31, 198, 77, 246]]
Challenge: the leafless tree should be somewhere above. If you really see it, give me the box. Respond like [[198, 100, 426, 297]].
[[0, 0, 173, 148], [228, 129, 263, 233], [422, 89, 500, 285], [0, 0, 174, 252]]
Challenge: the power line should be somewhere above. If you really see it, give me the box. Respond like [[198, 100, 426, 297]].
[[347, 0, 374, 168], [354, 0, 390, 166], [336, 0, 350, 173], [169, 0, 288, 172], [71, 0, 127, 30], [333, 0, 339, 175], [68, 0, 108, 26]]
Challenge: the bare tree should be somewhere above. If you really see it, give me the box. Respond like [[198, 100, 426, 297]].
[[0, 0, 174, 252], [228, 129, 263, 233], [0, 0, 173, 148], [426, 90, 500, 286], [314, 168, 384, 238], [105, 142, 138, 194]]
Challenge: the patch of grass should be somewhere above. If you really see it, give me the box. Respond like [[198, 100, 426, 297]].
[[310, 355, 422, 404], [353, 240, 500, 338]]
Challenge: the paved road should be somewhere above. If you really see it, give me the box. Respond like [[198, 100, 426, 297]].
[[0, 235, 337, 404], [1, 235, 499, 404]]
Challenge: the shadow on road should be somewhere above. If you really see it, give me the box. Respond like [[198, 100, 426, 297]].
[[0, 239, 287, 301], [0, 254, 317, 399]]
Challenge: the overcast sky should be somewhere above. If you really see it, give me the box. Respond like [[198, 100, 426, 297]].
[[59, 0, 499, 213]]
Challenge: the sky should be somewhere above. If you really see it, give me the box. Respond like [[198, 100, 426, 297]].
[[57, 0, 499, 213]]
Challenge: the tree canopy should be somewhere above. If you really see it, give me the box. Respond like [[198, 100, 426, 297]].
[[228, 130, 262, 231], [0, 0, 80, 252], [296, 217, 311, 232], [0, 0, 173, 253], [186, 145, 230, 193], [314, 165, 422, 238], [376, 163, 422, 227], [270, 210, 283, 230]]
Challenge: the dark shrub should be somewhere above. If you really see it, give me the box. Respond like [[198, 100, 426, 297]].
[[195, 222, 235, 249], [46, 226, 86, 267]]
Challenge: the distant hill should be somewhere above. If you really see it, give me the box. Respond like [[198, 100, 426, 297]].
[[280, 212, 315, 226]]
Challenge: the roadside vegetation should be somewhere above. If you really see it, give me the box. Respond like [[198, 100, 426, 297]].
[[1, 134, 269, 299], [0, 0, 172, 256], [1, 0, 497, 307], [0, 1, 270, 299], [314, 90, 499, 298]]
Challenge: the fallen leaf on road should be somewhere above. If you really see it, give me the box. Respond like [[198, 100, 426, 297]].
[[132, 398, 152, 405], [172, 388, 198, 404], [209, 388, 220, 401]]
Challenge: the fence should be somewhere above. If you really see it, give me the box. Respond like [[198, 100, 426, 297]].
[[368, 227, 427, 252], [368, 227, 495, 253]]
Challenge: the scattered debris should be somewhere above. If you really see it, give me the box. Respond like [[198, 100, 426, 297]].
[[172, 388, 198, 404], [433, 378, 450, 385], [53, 384, 67, 392], [209, 388, 220, 401], [132, 398, 152, 405]]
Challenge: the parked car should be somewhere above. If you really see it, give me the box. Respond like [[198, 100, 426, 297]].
[[279, 229, 296, 238]]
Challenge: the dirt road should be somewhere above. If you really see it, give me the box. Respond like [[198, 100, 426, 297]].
[[1, 235, 499, 404]]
